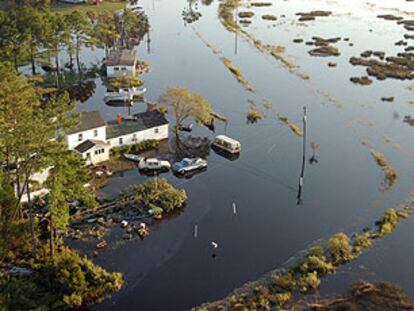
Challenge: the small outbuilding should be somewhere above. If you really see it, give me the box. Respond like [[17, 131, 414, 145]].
[[74, 139, 111, 165], [106, 49, 137, 78]]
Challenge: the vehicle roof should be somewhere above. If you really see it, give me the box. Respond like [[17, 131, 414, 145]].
[[215, 135, 240, 145]]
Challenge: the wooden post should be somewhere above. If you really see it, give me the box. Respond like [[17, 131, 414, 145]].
[[297, 107, 307, 205]]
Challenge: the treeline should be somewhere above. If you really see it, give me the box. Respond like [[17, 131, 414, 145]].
[[0, 5, 149, 75], [0, 63, 123, 309]]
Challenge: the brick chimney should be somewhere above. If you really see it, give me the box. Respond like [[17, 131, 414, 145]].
[[147, 102, 157, 111]]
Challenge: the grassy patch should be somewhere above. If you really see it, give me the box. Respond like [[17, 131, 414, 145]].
[[370, 149, 398, 190], [221, 57, 255, 93]]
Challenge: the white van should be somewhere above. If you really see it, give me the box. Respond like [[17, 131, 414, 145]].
[[212, 135, 241, 154]]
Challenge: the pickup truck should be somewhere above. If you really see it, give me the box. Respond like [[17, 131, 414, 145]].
[[172, 158, 207, 174], [138, 158, 171, 171]]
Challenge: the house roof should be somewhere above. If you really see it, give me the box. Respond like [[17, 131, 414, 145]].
[[106, 110, 168, 139], [106, 49, 137, 66], [68, 111, 106, 134], [74, 140, 109, 154]]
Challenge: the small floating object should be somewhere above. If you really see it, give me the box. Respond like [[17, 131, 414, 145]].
[[106, 170, 113, 176], [179, 124, 193, 132], [96, 240, 108, 249], [123, 153, 143, 162], [95, 170, 104, 177], [123, 233, 133, 240], [232, 202, 237, 215], [87, 218, 97, 224], [211, 241, 219, 249], [121, 220, 129, 228]]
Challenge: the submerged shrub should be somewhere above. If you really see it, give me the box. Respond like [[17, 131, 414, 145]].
[[378, 208, 399, 236], [246, 108, 263, 124], [326, 232, 353, 264], [126, 178, 187, 214], [298, 271, 320, 293], [272, 272, 296, 291], [353, 233, 373, 255]]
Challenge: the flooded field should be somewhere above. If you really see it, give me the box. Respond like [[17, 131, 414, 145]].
[[69, 0, 414, 309]]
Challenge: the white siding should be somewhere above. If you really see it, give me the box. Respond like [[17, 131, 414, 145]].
[[106, 64, 136, 78], [66, 126, 106, 150], [78, 145, 110, 165], [107, 124, 168, 148]]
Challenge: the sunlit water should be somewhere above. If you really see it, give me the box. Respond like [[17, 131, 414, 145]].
[[56, 0, 414, 309]]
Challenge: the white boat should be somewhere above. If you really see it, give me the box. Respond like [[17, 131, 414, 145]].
[[129, 87, 146, 98], [104, 89, 132, 103], [123, 153, 143, 162], [104, 87, 146, 103]]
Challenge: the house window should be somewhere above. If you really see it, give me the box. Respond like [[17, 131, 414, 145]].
[[86, 152, 90, 158], [101, 149, 105, 154], [132, 133, 137, 142], [119, 137, 123, 145], [78, 133, 83, 141], [114, 67, 119, 71], [94, 129, 98, 137], [154, 128, 159, 134], [121, 67, 127, 70]]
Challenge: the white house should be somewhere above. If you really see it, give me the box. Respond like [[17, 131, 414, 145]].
[[65, 111, 106, 150], [106, 49, 137, 78], [65, 109, 169, 165], [106, 110, 169, 148], [74, 140, 111, 165]]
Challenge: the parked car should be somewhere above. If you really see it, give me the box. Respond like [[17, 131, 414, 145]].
[[138, 158, 171, 171], [172, 158, 207, 174]]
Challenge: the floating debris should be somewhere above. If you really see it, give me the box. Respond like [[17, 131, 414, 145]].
[[309, 46, 340, 57], [238, 11, 254, 18], [381, 96, 394, 102], [370, 149, 398, 190], [262, 14, 277, 21], [296, 10, 332, 22], [350, 76, 373, 85]]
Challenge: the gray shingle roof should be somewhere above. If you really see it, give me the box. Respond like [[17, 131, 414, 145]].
[[74, 139, 109, 153], [106, 49, 137, 66], [106, 110, 168, 139], [68, 111, 106, 134]]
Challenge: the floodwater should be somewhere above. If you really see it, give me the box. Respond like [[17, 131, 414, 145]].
[[69, 0, 414, 309]]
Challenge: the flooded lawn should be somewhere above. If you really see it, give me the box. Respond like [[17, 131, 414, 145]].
[[69, 0, 414, 309]]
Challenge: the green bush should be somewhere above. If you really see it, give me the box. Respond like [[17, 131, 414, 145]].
[[326, 232, 353, 264], [353, 233, 372, 255], [126, 179, 187, 215], [112, 140, 160, 157], [298, 271, 320, 293], [378, 208, 399, 236], [0, 247, 123, 310]]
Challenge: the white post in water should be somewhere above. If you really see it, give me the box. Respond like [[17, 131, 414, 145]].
[[297, 107, 307, 205], [232, 202, 237, 215], [194, 224, 198, 238]]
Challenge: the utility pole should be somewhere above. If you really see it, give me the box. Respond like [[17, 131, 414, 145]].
[[234, 6, 238, 55], [297, 106, 307, 205]]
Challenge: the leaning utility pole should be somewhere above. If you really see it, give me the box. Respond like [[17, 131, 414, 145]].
[[297, 106, 307, 205]]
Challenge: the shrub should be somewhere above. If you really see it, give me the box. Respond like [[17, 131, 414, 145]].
[[0, 247, 123, 310], [298, 271, 320, 293], [271, 292, 292, 306], [353, 233, 372, 255], [272, 272, 296, 291], [378, 208, 399, 236], [126, 179, 187, 215], [326, 232, 353, 264], [246, 108, 263, 124]]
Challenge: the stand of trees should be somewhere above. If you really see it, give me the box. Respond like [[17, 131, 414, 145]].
[[0, 5, 149, 75], [0, 63, 122, 309]]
